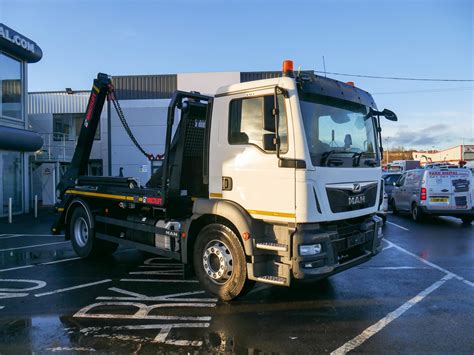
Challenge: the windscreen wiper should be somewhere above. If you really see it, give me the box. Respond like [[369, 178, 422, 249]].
[[320, 149, 352, 166], [352, 152, 378, 167]]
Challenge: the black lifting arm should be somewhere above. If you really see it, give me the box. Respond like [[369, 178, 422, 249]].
[[56, 73, 111, 198]]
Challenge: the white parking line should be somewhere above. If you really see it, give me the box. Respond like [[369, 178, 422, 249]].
[[35, 279, 112, 297], [0, 256, 80, 273], [386, 240, 474, 288], [41, 257, 81, 265], [0, 265, 34, 273], [386, 221, 410, 231], [120, 278, 198, 283], [357, 266, 430, 270], [0, 234, 64, 239], [0, 241, 69, 252], [330, 274, 454, 355]]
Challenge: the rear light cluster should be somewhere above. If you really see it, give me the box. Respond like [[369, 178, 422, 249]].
[[420, 187, 427, 201]]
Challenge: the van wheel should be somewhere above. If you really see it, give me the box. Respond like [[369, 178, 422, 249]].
[[69, 205, 117, 258], [461, 217, 473, 225], [411, 203, 423, 222], [391, 199, 399, 215], [193, 223, 254, 301]]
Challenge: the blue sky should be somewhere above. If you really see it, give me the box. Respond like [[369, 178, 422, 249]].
[[1, 0, 473, 150]]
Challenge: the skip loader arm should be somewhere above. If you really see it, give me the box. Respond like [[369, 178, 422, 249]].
[[52, 73, 111, 234]]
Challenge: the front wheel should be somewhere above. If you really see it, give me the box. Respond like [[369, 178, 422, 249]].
[[69, 205, 117, 258], [193, 223, 254, 301]]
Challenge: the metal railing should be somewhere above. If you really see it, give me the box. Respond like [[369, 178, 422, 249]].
[[34, 132, 77, 162]]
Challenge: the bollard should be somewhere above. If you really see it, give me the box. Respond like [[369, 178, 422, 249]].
[[34, 195, 38, 219], [8, 197, 12, 224]]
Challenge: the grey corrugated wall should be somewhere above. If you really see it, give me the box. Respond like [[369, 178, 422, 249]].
[[28, 91, 91, 114], [112, 74, 177, 100]]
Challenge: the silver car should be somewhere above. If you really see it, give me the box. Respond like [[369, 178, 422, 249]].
[[391, 168, 473, 224]]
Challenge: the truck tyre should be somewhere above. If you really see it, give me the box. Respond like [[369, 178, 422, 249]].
[[391, 199, 399, 215], [69, 206, 117, 258], [461, 217, 473, 225], [193, 223, 254, 301], [411, 202, 423, 222]]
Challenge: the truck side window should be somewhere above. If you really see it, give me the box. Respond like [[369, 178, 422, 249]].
[[228, 94, 288, 153]]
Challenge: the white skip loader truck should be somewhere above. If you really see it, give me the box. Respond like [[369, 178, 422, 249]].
[[52, 60, 397, 300]]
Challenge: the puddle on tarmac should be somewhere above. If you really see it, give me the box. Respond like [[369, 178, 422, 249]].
[[0, 250, 75, 268]]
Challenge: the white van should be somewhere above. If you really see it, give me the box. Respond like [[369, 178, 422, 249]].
[[391, 168, 473, 224]]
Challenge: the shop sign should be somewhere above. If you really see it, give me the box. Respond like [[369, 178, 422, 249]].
[[0, 23, 43, 63]]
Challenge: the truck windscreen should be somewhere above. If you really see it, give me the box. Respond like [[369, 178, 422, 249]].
[[299, 93, 379, 168]]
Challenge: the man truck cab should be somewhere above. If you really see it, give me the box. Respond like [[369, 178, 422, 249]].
[[53, 61, 398, 300]]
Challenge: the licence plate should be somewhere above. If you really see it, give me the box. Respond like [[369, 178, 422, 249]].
[[430, 197, 448, 203], [347, 233, 365, 248]]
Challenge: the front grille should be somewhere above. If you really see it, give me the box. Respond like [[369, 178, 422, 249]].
[[326, 183, 378, 213]]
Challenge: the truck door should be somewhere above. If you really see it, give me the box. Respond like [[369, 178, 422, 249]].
[[209, 87, 296, 222]]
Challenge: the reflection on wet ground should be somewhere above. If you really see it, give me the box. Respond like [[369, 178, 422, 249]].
[[0, 213, 473, 353]]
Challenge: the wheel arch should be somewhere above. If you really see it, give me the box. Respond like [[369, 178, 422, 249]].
[[64, 198, 94, 239], [182, 199, 262, 264]]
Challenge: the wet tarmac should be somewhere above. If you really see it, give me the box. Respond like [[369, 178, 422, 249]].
[[0, 211, 472, 353]]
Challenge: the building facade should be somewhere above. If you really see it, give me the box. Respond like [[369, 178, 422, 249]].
[[0, 23, 42, 217], [412, 145, 474, 165]]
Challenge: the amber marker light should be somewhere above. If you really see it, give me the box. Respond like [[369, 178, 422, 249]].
[[282, 60, 294, 77]]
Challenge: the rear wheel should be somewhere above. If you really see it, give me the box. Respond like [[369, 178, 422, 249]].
[[411, 202, 423, 222], [461, 217, 473, 226], [69, 205, 117, 258], [193, 223, 254, 301]]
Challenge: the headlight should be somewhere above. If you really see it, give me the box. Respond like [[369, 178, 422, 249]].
[[299, 244, 322, 256]]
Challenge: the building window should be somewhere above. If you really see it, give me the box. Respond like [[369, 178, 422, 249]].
[[53, 113, 100, 141], [0, 53, 23, 120], [228, 94, 288, 153], [0, 150, 23, 215]]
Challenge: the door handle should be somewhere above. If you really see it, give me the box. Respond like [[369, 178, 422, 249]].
[[222, 176, 233, 191]]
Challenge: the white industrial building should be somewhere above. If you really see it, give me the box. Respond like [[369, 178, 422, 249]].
[[28, 70, 284, 205], [412, 145, 474, 165]]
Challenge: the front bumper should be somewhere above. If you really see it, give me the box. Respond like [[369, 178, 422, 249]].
[[421, 207, 474, 217], [292, 216, 383, 280]]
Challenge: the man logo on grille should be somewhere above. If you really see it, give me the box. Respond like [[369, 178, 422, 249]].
[[352, 183, 362, 193]]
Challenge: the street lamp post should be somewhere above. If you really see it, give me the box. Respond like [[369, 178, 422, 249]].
[[384, 137, 390, 165]]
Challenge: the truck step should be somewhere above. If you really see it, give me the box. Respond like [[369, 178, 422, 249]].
[[255, 242, 287, 252], [256, 275, 287, 285]]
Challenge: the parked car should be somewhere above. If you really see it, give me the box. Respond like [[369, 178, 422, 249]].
[[391, 168, 474, 224], [382, 172, 402, 200]]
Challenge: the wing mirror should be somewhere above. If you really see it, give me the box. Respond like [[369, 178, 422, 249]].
[[382, 109, 398, 121]]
